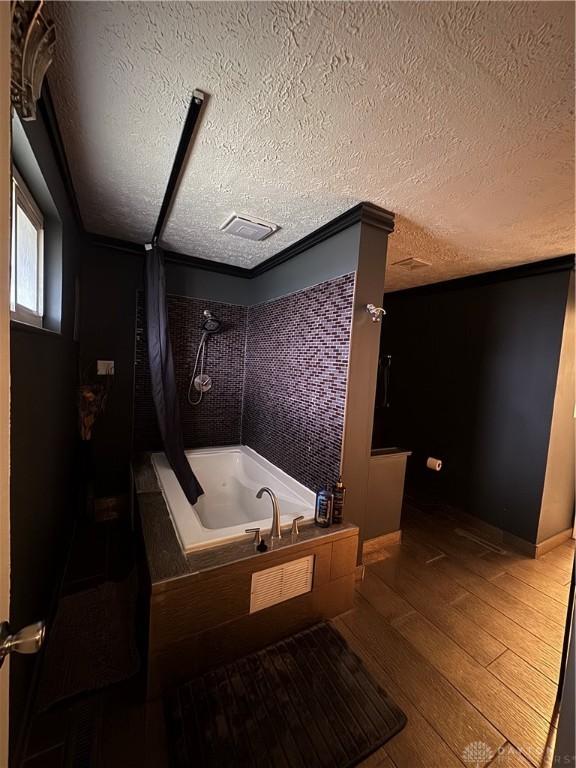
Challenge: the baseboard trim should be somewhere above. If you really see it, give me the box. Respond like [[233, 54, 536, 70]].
[[535, 528, 575, 558], [362, 530, 402, 565], [449, 509, 538, 558], [449, 509, 574, 559]]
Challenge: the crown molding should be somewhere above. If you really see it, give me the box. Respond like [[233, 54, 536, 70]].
[[26, 89, 573, 299], [38, 81, 395, 278], [38, 82, 84, 228], [358, 201, 395, 233], [386, 254, 575, 297], [88, 201, 395, 279], [88, 234, 250, 278], [249, 202, 394, 277]]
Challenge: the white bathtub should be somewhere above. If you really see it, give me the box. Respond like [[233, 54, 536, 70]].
[[151, 445, 316, 552]]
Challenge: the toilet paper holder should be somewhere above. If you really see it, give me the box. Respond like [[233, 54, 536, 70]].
[[366, 304, 386, 322]]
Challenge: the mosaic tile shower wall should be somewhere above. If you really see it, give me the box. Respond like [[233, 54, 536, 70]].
[[134, 294, 247, 451], [134, 274, 355, 492], [242, 273, 355, 491]]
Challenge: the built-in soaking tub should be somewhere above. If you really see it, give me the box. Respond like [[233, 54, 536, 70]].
[[151, 445, 316, 552]]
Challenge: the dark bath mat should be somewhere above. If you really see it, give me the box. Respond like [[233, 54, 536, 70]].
[[166, 622, 407, 768], [35, 570, 139, 711]]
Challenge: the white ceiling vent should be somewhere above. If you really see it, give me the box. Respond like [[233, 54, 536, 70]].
[[392, 257, 432, 270], [220, 213, 279, 241]]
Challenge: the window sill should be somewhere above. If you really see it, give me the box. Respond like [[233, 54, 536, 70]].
[[10, 319, 62, 337]]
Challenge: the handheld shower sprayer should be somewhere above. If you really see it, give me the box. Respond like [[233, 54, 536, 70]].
[[187, 310, 222, 405]]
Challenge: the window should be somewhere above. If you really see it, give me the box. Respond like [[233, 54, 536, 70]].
[[10, 168, 44, 327]]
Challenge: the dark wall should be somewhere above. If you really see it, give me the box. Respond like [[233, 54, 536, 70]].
[[10, 112, 81, 747], [78, 246, 248, 493], [81, 226, 361, 493], [374, 261, 572, 543], [78, 247, 142, 494], [243, 273, 355, 491], [247, 224, 360, 305]]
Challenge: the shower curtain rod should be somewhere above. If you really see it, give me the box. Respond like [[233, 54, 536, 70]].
[[149, 88, 206, 247]]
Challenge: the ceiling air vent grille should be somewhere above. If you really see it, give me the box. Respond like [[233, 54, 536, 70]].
[[392, 257, 431, 270], [220, 213, 279, 241]]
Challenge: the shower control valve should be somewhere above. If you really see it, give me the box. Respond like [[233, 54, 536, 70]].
[[245, 527, 262, 545], [246, 527, 268, 552], [291, 516, 305, 537]]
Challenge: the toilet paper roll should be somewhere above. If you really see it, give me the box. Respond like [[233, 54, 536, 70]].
[[426, 457, 442, 471]]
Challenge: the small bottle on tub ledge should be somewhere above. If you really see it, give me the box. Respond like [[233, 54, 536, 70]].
[[314, 486, 333, 528], [332, 476, 346, 524]]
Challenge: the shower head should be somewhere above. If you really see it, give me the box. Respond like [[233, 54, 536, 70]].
[[201, 310, 221, 334], [189, 311, 221, 406]]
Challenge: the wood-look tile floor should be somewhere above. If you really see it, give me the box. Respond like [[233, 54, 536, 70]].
[[344, 505, 574, 768], [21, 509, 574, 768]]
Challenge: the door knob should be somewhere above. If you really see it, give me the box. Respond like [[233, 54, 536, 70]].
[[0, 621, 45, 668]]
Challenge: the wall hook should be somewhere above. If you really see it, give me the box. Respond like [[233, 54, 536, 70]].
[[366, 304, 386, 322]]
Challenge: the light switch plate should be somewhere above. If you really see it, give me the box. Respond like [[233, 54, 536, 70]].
[[97, 360, 114, 375]]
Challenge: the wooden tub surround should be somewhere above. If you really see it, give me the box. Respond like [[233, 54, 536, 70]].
[[133, 455, 359, 698]]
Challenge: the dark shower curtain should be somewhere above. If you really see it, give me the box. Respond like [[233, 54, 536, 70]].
[[144, 244, 204, 504]]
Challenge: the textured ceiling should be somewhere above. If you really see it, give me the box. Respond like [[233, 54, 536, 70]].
[[47, 1, 574, 290]]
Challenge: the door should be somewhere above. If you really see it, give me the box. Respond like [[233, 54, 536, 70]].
[[1, 3, 12, 765]]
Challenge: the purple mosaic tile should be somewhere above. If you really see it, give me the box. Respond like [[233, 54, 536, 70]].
[[133, 273, 355, 492], [242, 274, 355, 491], [134, 294, 248, 451]]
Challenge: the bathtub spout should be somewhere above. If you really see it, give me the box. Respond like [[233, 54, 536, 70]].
[[256, 487, 282, 539]]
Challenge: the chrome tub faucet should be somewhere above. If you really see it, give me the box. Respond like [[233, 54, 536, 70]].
[[256, 487, 282, 539]]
